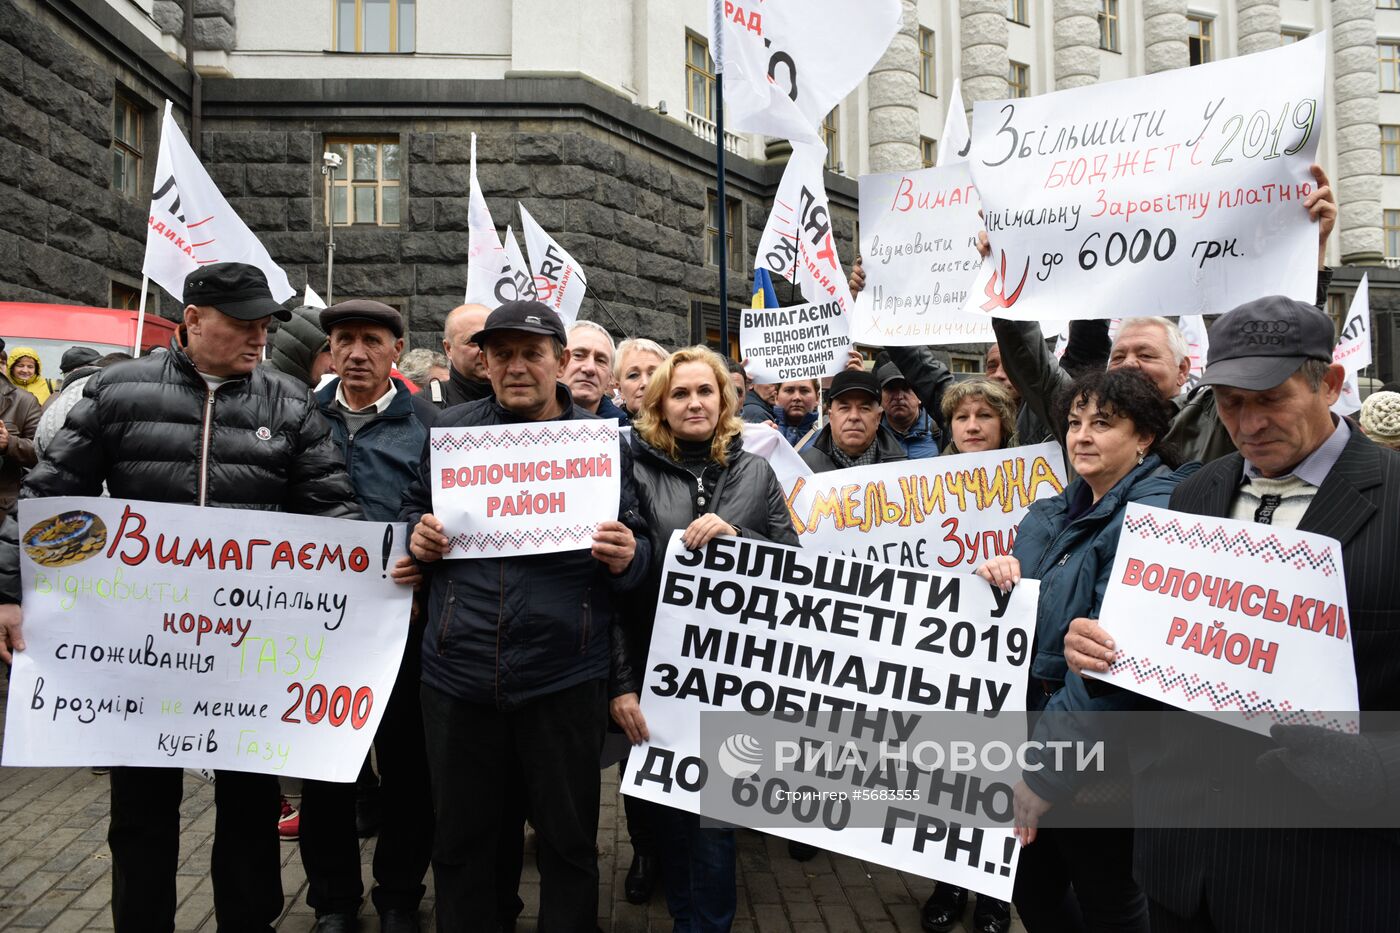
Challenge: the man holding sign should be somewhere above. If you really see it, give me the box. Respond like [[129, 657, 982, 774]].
[[1066, 296, 1400, 931], [401, 300, 650, 931]]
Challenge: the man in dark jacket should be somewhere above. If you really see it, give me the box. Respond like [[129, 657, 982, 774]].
[[428, 303, 495, 407], [564, 320, 630, 423], [875, 361, 941, 458], [299, 300, 435, 933], [800, 370, 908, 473], [0, 262, 363, 933], [401, 300, 650, 931]]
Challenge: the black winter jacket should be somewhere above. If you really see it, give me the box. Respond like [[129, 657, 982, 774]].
[[19, 336, 358, 516], [610, 431, 800, 697], [399, 384, 651, 709], [426, 365, 494, 409], [800, 422, 908, 473]]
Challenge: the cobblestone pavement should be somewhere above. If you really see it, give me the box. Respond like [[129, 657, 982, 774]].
[[0, 694, 1022, 932]]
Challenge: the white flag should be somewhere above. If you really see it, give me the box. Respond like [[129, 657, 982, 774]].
[[303, 285, 327, 309], [465, 133, 508, 306], [711, 0, 900, 143], [484, 226, 538, 307], [1333, 274, 1371, 416], [142, 101, 293, 304], [936, 79, 971, 167], [754, 142, 855, 313], [520, 204, 587, 326], [1178, 315, 1210, 394]]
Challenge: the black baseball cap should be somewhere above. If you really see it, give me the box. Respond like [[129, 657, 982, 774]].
[[828, 369, 881, 401], [876, 361, 908, 389], [471, 300, 567, 346], [183, 262, 290, 321], [1199, 295, 1335, 392], [320, 299, 404, 338]]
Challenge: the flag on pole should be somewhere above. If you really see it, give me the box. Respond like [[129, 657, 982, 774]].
[[1333, 274, 1371, 416], [752, 267, 779, 310], [483, 226, 538, 307], [520, 204, 587, 326], [142, 101, 294, 304], [1178, 314, 1210, 393], [754, 141, 855, 312], [303, 285, 327, 309], [937, 79, 971, 166], [465, 133, 508, 306]]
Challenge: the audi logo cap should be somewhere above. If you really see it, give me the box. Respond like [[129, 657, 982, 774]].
[[1198, 294, 1335, 392]]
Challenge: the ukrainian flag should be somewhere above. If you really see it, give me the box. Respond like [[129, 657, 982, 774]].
[[752, 267, 779, 310]]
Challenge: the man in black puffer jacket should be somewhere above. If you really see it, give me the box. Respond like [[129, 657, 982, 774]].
[[401, 300, 650, 932], [0, 262, 360, 933]]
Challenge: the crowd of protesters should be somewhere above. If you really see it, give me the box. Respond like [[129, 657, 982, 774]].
[[0, 159, 1397, 933]]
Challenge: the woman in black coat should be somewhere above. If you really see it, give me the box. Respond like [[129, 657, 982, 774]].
[[611, 345, 798, 932]]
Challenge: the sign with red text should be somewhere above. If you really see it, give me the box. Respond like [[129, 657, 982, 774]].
[[1092, 504, 1358, 736], [853, 163, 993, 345], [429, 421, 620, 558], [740, 299, 852, 383], [756, 141, 857, 314], [623, 533, 1036, 899], [2, 498, 411, 780], [963, 34, 1326, 321], [781, 443, 1067, 571]]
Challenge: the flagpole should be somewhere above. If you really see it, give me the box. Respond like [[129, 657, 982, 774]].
[[584, 285, 631, 339], [132, 275, 150, 357], [716, 72, 730, 361]]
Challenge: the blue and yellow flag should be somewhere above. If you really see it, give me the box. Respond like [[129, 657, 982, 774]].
[[752, 267, 779, 310]]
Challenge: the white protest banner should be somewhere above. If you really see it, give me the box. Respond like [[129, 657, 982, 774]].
[[1178, 314, 1209, 393], [520, 204, 587, 326], [853, 162, 992, 345], [2, 498, 410, 780], [711, 0, 900, 143], [740, 424, 812, 490], [623, 533, 1037, 899], [756, 142, 857, 313], [429, 422, 620, 558], [465, 134, 509, 307], [937, 80, 971, 167], [1333, 274, 1371, 416], [143, 102, 294, 305], [1091, 503, 1359, 736], [303, 284, 327, 309], [486, 226, 539, 306], [782, 442, 1067, 571], [740, 299, 850, 383], [963, 34, 1326, 321]]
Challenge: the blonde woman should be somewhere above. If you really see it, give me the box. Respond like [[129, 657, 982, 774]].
[[940, 377, 1020, 454]]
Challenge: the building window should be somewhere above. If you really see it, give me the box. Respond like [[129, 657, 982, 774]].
[[950, 356, 980, 374], [1382, 41, 1400, 92], [691, 300, 741, 359], [821, 108, 840, 170], [326, 137, 401, 226], [1386, 209, 1400, 258], [686, 33, 717, 121], [706, 192, 742, 268], [919, 27, 936, 95], [1381, 1, 1400, 11], [1007, 0, 1028, 25], [921, 137, 937, 169], [111, 281, 142, 311], [1099, 1, 1120, 52], [1385, 126, 1400, 174], [1008, 61, 1029, 98], [1188, 16, 1214, 65], [112, 95, 142, 199], [1281, 29, 1308, 45], [336, 0, 415, 52]]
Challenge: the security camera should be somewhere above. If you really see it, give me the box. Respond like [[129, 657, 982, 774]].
[[322, 151, 344, 169]]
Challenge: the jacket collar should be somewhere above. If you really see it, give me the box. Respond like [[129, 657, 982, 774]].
[[448, 363, 491, 398], [170, 328, 252, 389], [632, 429, 744, 470], [1047, 453, 1169, 525], [812, 422, 908, 462], [316, 376, 416, 419], [489, 381, 580, 423]]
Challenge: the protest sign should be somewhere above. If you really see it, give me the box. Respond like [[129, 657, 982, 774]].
[[1091, 503, 1359, 736], [623, 533, 1038, 898], [520, 204, 587, 326], [852, 163, 993, 345], [143, 101, 293, 305], [465, 133, 508, 307], [1333, 274, 1371, 416], [963, 34, 1326, 321], [740, 299, 851, 383], [2, 498, 411, 780], [711, 0, 900, 143], [756, 143, 857, 312], [782, 442, 1067, 571], [429, 421, 620, 558], [1178, 315, 1209, 393]]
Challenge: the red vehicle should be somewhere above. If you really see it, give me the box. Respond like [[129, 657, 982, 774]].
[[1, 303, 178, 375]]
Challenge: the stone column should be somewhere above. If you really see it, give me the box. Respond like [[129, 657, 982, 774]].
[[868, 0, 921, 172], [1053, 0, 1101, 90], [1143, 0, 1188, 73], [961, 0, 1010, 106], [1237, 0, 1282, 55], [1332, 0, 1384, 263]]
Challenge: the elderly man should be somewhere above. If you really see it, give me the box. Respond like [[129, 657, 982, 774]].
[[774, 379, 820, 448], [0, 262, 371, 933], [563, 319, 628, 422], [875, 362, 940, 458], [298, 300, 436, 933], [800, 370, 907, 473], [401, 300, 650, 931], [1064, 295, 1400, 932], [431, 303, 494, 407]]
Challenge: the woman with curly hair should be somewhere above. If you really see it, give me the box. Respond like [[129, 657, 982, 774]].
[[940, 377, 1021, 454]]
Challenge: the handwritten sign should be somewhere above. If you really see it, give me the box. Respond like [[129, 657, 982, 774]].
[[430, 421, 620, 558], [853, 163, 993, 345], [964, 34, 1326, 321], [2, 498, 411, 780], [782, 443, 1067, 570], [1092, 504, 1359, 736], [623, 534, 1037, 899], [740, 299, 852, 383]]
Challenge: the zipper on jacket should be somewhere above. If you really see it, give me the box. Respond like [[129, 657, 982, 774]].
[[435, 582, 456, 655], [580, 588, 592, 653], [197, 384, 217, 507]]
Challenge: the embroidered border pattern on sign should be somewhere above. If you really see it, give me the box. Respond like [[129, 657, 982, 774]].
[[1122, 514, 1339, 577]]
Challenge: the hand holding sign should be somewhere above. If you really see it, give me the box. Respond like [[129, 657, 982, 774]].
[[591, 520, 637, 575], [410, 514, 450, 562]]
